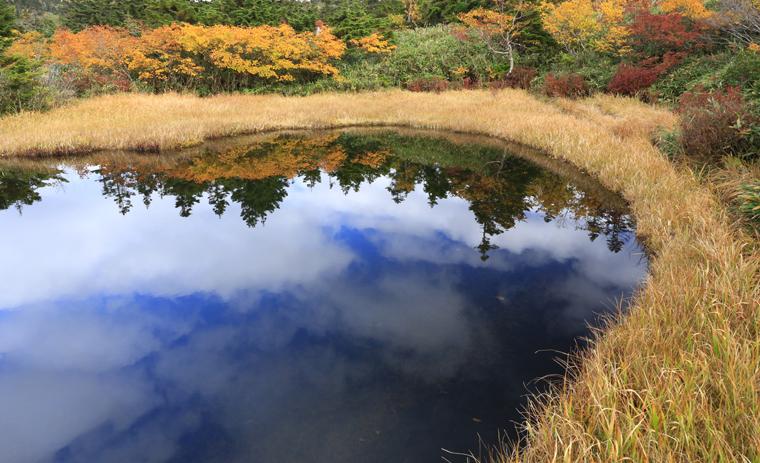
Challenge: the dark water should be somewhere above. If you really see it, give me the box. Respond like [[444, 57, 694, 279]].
[[0, 130, 647, 463]]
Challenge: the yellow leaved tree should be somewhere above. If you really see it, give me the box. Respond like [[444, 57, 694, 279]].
[[349, 33, 397, 54], [10, 21, 347, 93], [658, 0, 713, 19], [541, 0, 630, 54]]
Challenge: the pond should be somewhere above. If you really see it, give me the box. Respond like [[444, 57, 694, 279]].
[[0, 130, 647, 463]]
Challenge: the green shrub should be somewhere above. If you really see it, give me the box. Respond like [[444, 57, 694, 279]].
[[719, 50, 760, 99], [651, 52, 732, 103], [545, 52, 617, 92], [0, 55, 48, 114], [738, 182, 760, 224], [654, 128, 685, 159], [654, 50, 760, 104], [241, 58, 394, 96], [384, 26, 501, 85]]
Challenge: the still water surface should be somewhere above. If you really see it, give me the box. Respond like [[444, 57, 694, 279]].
[[0, 130, 647, 463]]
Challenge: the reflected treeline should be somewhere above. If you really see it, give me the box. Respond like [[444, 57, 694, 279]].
[[0, 132, 635, 258], [0, 167, 66, 214]]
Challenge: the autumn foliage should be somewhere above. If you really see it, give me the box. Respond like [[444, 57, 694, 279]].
[[14, 22, 346, 93], [678, 86, 759, 159], [406, 77, 449, 92], [543, 73, 589, 98], [349, 33, 396, 54], [627, 12, 707, 56], [607, 51, 684, 95], [458, 6, 532, 73], [540, 0, 713, 55], [540, 0, 630, 54], [49, 26, 137, 92], [489, 66, 537, 89]]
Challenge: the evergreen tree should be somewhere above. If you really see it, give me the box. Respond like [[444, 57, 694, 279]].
[[141, 0, 199, 26], [0, 0, 47, 114], [325, 0, 391, 38], [0, 0, 16, 48], [62, 0, 128, 30], [201, 0, 317, 30], [420, 0, 488, 24]]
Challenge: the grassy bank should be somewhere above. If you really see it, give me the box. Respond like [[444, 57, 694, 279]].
[[1, 89, 758, 461]]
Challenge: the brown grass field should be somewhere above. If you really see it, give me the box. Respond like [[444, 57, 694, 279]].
[[0, 90, 758, 462]]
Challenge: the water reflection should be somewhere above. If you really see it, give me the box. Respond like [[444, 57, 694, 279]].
[[0, 130, 647, 463]]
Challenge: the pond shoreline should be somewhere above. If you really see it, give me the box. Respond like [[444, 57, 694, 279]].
[[1, 89, 757, 461]]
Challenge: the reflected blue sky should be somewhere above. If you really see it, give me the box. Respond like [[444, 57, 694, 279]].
[[0, 164, 647, 463]]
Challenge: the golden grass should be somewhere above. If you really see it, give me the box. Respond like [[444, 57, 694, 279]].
[[1, 89, 758, 462]]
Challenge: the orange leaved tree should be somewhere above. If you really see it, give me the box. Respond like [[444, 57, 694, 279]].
[[50, 26, 138, 92], [19, 21, 347, 94]]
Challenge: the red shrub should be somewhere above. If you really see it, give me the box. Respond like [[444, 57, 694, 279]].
[[407, 77, 449, 93], [628, 12, 708, 57], [543, 73, 589, 98], [607, 52, 684, 96], [489, 66, 537, 90], [678, 86, 758, 159], [462, 76, 479, 89], [607, 64, 661, 95]]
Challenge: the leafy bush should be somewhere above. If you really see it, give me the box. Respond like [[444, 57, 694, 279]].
[[628, 12, 707, 57], [607, 52, 684, 96], [406, 77, 449, 92], [651, 52, 732, 103], [608, 63, 661, 96], [489, 66, 537, 90], [678, 86, 760, 160], [654, 128, 685, 159], [546, 51, 618, 91], [719, 49, 760, 98], [384, 26, 500, 86], [543, 73, 589, 98]]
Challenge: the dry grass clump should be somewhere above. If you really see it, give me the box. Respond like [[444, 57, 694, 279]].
[[0, 90, 674, 157], [0, 89, 757, 462]]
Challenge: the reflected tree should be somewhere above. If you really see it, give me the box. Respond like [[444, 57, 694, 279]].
[[225, 177, 289, 227], [23, 131, 635, 259], [162, 179, 205, 218], [0, 167, 65, 213], [98, 170, 135, 215]]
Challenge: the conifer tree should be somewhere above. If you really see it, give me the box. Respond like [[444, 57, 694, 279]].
[[0, 0, 16, 48], [62, 0, 128, 30]]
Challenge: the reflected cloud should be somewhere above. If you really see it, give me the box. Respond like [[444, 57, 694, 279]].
[[0, 131, 647, 463]]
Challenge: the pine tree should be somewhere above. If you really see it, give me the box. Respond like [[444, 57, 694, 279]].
[[62, 0, 128, 30], [0, 0, 16, 48], [420, 0, 489, 24], [0, 0, 45, 114]]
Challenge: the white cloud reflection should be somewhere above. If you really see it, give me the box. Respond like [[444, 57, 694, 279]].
[[0, 167, 647, 463]]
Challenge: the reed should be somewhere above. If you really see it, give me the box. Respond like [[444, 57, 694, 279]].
[[0, 89, 757, 462]]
